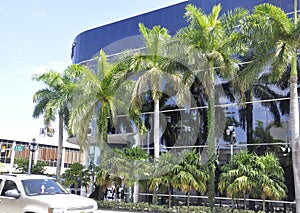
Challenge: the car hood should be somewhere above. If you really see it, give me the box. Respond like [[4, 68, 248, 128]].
[[31, 193, 97, 209]]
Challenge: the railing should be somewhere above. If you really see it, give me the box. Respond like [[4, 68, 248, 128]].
[[121, 192, 296, 212]]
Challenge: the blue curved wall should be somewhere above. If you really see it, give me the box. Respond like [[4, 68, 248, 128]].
[[72, 0, 296, 64]]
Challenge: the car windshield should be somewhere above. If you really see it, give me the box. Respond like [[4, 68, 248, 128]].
[[22, 179, 69, 196]]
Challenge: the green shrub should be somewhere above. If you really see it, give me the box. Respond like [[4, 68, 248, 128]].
[[96, 201, 261, 213]]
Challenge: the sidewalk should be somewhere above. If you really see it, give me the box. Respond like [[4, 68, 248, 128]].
[[96, 210, 143, 213]]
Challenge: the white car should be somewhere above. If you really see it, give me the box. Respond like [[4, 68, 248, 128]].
[[0, 174, 98, 213]]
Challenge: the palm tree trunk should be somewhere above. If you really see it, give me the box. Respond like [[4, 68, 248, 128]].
[[168, 185, 172, 208], [246, 90, 253, 152], [152, 183, 158, 204], [154, 99, 160, 159], [56, 112, 64, 181], [187, 191, 190, 207], [290, 72, 300, 213], [208, 61, 216, 209], [244, 192, 247, 210], [133, 181, 139, 203], [291, 1, 300, 211], [262, 195, 266, 212], [152, 99, 160, 205]]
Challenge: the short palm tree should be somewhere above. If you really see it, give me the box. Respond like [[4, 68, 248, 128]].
[[172, 149, 208, 207], [219, 151, 287, 211], [93, 166, 113, 200], [218, 152, 258, 210], [62, 162, 90, 195], [32, 64, 85, 180], [107, 147, 150, 203], [257, 153, 287, 212], [149, 151, 180, 208]]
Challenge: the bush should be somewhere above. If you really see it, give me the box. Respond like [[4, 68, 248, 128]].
[[96, 201, 262, 213]]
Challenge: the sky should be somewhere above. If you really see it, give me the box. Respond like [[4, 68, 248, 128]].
[[0, 0, 186, 143]]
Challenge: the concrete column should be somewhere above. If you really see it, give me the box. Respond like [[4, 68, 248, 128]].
[[10, 141, 16, 173]]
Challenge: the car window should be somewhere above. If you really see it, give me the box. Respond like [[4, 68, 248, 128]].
[[1, 180, 18, 196], [22, 179, 69, 196]]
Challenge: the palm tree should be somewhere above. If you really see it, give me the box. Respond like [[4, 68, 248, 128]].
[[69, 50, 122, 150], [104, 147, 150, 203], [62, 162, 90, 195], [251, 120, 284, 155], [32, 64, 85, 181], [172, 149, 208, 207], [219, 151, 287, 211], [93, 166, 112, 200], [239, 3, 300, 209], [149, 151, 180, 208], [258, 153, 287, 212], [173, 4, 247, 208], [126, 23, 188, 161], [115, 23, 190, 204], [218, 152, 258, 210]]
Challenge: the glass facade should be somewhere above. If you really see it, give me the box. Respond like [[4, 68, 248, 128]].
[[72, 0, 295, 64]]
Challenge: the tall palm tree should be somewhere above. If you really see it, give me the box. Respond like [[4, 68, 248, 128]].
[[173, 4, 247, 208], [127, 23, 188, 160], [69, 50, 122, 150], [32, 64, 85, 181], [239, 3, 300, 210]]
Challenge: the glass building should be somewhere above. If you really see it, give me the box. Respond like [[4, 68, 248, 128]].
[[71, 0, 298, 203]]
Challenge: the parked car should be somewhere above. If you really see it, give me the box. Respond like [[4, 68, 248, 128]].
[[0, 174, 98, 213]]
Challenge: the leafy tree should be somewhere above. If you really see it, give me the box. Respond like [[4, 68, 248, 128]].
[[14, 158, 47, 174], [32, 64, 85, 181], [61, 162, 90, 195], [173, 4, 248, 208]]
